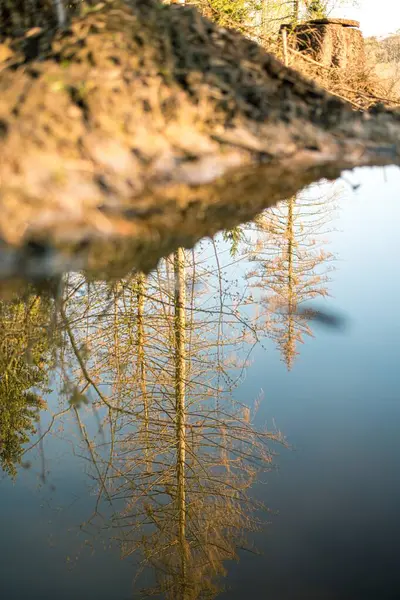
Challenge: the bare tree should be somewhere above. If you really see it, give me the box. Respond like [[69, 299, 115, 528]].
[[247, 184, 337, 368], [52, 240, 283, 598]]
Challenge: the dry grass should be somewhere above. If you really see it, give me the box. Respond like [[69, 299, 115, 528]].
[[373, 62, 400, 98], [265, 36, 400, 111], [205, 13, 400, 112], [293, 57, 400, 110]]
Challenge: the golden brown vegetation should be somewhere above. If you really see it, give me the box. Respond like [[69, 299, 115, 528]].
[[245, 25, 400, 110]]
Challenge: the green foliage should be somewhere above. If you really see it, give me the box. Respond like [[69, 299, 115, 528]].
[[62, 381, 89, 408], [0, 391, 43, 477], [209, 0, 249, 26], [306, 0, 328, 19], [0, 298, 50, 477], [222, 226, 245, 257], [193, 0, 261, 29]]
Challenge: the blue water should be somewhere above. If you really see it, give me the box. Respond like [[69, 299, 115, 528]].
[[1, 166, 399, 600]]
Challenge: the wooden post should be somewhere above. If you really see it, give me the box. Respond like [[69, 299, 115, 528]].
[[293, 0, 299, 23], [282, 27, 289, 67], [52, 0, 66, 27]]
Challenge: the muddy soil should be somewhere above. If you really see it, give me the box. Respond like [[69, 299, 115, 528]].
[[0, 0, 399, 280]]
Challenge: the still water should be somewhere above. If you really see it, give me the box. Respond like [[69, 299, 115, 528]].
[[1, 167, 399, 600]]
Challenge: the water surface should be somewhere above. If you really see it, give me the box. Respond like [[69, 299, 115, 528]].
[[1, 167, 399, 600]]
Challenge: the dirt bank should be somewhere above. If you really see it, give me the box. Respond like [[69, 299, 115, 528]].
[[0, 0, 400, 278]]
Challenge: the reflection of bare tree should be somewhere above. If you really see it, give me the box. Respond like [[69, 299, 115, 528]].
[[248, 186, 336, 369], [57, 244, 282, 599]]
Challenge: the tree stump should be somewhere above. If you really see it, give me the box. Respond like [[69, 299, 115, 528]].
[[282, 18, 365, 71]]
